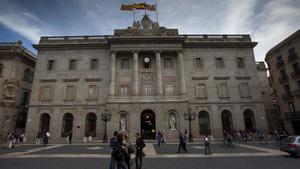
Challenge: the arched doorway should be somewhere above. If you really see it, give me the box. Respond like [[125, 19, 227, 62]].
[[85, 112, 97, 137], [39, 113, 50, 134], [243, 109, 256, 131], [141, 110, 156, 139], [221, 110, 233, 132], [198, 111, 211, 135], [61, 113, 73, 137]]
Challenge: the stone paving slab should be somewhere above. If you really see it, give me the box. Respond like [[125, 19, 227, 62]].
[[0, 145, 40, 155], [154, 144, 266, 154], [28, 145, 111, 154]]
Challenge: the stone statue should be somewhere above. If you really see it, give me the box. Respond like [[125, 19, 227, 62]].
[[120, 118, 126, 131], [169, 114, 176, 130]]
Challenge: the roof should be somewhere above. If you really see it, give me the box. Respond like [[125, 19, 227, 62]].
[[0, 41, 37, 63]]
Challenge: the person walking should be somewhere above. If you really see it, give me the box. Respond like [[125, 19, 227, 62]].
[[156, 130, 161, 147], [177, 132, 186, 153], [204, 134, 211, 155], [114, 133, 128, 169], [7, 132, 15, 149], [124, 134, 134, 169], [68, 131, 73, 144], [183, 129, 188, 153], [135, 133, 145, 169], [42, 132, 50, 146], [109, 131, 119, 169]]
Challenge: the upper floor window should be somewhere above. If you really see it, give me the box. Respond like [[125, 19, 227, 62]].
[[39, 85, 54, 101], [218, 83, 229, 98], [23, 68, 33, 82], [237, 57, 245, 68], [88, 84, 98, 100], [121, 58, 129, 69], [239, 83, 251, 97], [120, 85, 128, 96], [20, 89, 30, 106], [143, 57, 151, 69], [65, 85, 76, 100], [284, 84, 291, 94], [165, 84, 174, 96], [47, 60, 55, 71], [277, 55, 284, 65], [280, 69, 287, 77], [288, 101, 295, 112], [196, 83, 206, 98], [90, 59, 99, 70], [292, 62, 300, 72], [0, 63, 4, 76], [164, 58, 173, 68], [195, 58, 203, 68], [143, 85, 152, 96], [215, 58, 225, 68], [69, 59, 77, 70], [288, 47, 296, 55]]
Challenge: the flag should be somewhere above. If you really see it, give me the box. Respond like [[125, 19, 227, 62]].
[[145, 4, 156, 11], [133, 3, 146, 9], [121, 4, 134, 11]]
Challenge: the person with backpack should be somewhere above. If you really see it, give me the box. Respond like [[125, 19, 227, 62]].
[[135, 133, 145, 169], [114, 133, 128, 169], [204, 134, 211, 155], [109, 131, 119, 169]]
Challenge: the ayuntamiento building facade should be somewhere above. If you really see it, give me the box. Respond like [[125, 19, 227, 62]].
[[25, 15, 268, 142]]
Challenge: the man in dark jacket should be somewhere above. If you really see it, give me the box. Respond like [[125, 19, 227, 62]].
[[177, 132, 187, 153], [109, 131, 119, 169], [135, 133, 145, 169]]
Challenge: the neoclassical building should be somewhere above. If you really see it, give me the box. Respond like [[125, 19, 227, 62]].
[[0, 41, 36, 136], [25, 15, 268, 142]]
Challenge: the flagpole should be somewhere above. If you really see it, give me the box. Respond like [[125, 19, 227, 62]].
[[156, 3, 159, 22], [144, 1, 147, 15], [133, 8, 136, 21]]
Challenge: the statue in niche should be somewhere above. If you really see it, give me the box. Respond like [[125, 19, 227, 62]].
[[169, 114, 176, 130], [120, 117, 126, 132]]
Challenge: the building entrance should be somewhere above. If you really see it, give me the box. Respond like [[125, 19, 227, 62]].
[[141, 110, 156, 139], [292, 120, 300, 135]]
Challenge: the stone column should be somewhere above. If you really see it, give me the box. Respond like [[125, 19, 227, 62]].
[[133, 51, 139, 95], [177, 51, 186, 95], [109, 51, 116, 96], [155, 51, 163, 95]]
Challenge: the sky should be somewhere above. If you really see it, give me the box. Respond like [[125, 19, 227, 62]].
[[0, 0, 300, 61]]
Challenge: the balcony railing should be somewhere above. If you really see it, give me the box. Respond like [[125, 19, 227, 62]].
[[285, 111, 300, 120], [278, 75, 289, 84], [293, 89, 300, 97], [288, 53, 298, 63], [291, 71, 300, 79], [281, 92, 294, 101]]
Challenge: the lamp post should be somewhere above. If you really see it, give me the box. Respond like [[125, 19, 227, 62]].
[[184, 108, 196, 142], [101, 109, 112, 143]]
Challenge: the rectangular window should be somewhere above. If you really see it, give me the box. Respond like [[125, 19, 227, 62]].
[[216, 58, 225, 68], [196, 84, 206, 98], [90, 59, 99, 70], [39, 85, 53, 101], [288, 102, 295, 112], [165, 84, 174, 96], [120, 85, 128, 96], [237, 57, 245, 68], [65, 85, 76, 100], [47, 60, 55, 71], [292, 62, 300, 72], [164, 58, 173, 68], [69, 59, 77, 70], [195, 58, 203, 68], [143, 85, 152, 96], [121, 58, 129, 69], [239, 83, 251, 97], [218, 83, 229, 98], [88, 85, 98, 100], [20, 90, 30, 106], [284, 84, 291, 94], [277, 55, 284, 65]]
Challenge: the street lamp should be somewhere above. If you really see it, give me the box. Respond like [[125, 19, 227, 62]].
[[101, 109, 112, 143], [184, 108, 196, 142]]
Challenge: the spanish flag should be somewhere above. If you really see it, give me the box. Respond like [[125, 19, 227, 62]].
[[121, 4, 134, 11]]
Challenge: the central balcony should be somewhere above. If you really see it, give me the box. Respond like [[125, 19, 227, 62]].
[[109, 95, 186, 103]]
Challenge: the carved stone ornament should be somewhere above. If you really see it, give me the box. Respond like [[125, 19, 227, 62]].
[[3, 79, 19, 101]]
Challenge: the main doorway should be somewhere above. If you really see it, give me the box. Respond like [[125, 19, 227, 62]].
[[141, 110, 156, 139]]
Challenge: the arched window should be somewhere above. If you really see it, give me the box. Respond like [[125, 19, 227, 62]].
[[168, 111, 177, 130], [243, 109, 256, 131], [85, 112, 97, 137], [221, 110, 233, 132], [61, 113, 73, 137], [198, 111, 210, 135], [120, 112, 127, 132], [39, 113, 50, 134], [0, 63, 3, 76]]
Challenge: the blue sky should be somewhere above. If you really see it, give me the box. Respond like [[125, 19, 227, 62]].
[[0, 0, 300, 61]]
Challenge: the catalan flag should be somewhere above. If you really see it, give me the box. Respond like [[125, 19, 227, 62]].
[[121, 4, 134, 11], [121, 3, 156, 11]]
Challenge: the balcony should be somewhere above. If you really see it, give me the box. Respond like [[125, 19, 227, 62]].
[[291, 71, 300, 79], [285, 111, 300, 120], [293, 89, 300, 97], [276, 60, 284, 69], [288, 53, 298, 63], [278, 75, 289, 84], [281, 92, 294, 101]]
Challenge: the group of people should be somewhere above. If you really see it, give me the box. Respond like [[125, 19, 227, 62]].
[[0, 130, 26, 149], [109, 131, 146, 169], [36, 131, 50, 146]]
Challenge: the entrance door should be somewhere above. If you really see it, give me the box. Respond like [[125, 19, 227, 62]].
[[292, 121, 300, 135], [141, 110, 156, 139]]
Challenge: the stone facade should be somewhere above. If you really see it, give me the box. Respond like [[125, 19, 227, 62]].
[[25, 15, 268, 142], [265, 29, 300, 135], [0, 41, 36, 137]]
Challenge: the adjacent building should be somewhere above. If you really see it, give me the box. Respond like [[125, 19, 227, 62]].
[[25, 15, 268, 142], [0, 41, 36, 136], [265, 29, 300, 135]]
